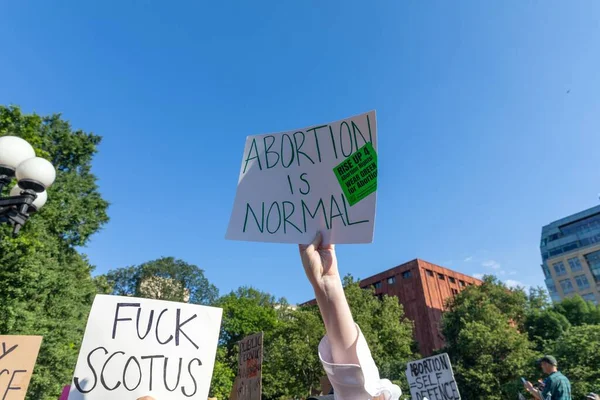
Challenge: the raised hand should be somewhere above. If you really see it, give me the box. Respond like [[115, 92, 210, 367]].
[[298, 231, 339, 291]]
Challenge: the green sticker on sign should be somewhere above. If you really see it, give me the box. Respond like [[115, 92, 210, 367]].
[[333, 142, 378, 206]]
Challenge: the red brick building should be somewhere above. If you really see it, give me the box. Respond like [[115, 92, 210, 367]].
[[302, 259, 482, 356]]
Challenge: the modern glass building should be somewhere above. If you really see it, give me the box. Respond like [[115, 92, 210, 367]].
[[540, 204, 600, 304]]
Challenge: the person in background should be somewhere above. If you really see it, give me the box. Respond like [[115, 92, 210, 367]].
[[301, 232, 401, 400], [523, 355, 571, 400]]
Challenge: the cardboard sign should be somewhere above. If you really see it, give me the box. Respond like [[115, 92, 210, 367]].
[[68, 295, 222, 400], [237, 332, 263, 400], [405, 353, 461, 400], [0, 335, 43, 400], [226, 111, 377, 244], [236, 332, 263, 400]]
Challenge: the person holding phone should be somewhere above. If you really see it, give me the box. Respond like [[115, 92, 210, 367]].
[[300, 232, 401, 400], [523, 355, 571, 400]]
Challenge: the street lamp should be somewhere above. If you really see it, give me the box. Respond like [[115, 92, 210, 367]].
[[0, 136, 56, 235]]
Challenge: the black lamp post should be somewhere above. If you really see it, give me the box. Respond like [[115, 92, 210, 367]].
[[0, 136, 56, 235]]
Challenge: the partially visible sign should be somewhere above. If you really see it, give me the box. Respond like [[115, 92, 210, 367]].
[[68, 295, 222, 400], [405, 353, 461, 400], [237, 332, 263, 400], [0, 335, 43, 400]]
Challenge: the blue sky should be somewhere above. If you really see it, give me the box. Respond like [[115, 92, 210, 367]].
[[1, 1, 599, 304]]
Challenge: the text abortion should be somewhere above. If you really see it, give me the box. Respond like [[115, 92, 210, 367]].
[[405, 353, 461, 400], [69, 295, 222, 400], [226, 111, 378, 244]]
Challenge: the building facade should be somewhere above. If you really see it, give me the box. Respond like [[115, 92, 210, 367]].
[[540, 204, 600, 304], [302, 259, 482, 356]]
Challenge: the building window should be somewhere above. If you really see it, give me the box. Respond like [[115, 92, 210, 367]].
[[582, 293, 597, 304], [553, 261, 567, 276], [459, 280, 465, 287], [546, 280, 558, 294], [387, 276, 396, 284], [574, 275, 590, 290], [426, 269, 434, 277], [402, 271, 412, 279], [448, 277, 456, 284], [542, 264, 552, 279], [438, 273, 445, 280], [568, 257, 583, 272], [373, 282, 382, 289], [451, 288, 459, 296], [559, 279, 574, 294], [585, 250, 600, 283]]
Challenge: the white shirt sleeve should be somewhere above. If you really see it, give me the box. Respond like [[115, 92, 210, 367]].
[[318, 324, 402, 400]]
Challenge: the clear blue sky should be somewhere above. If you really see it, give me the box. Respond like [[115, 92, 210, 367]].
[[1, 1, 599, 305]]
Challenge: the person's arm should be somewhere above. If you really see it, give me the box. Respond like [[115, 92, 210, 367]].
[[299, 232, 358, 364], [299, 232, 401, 400], [524, 381, 543, 400]]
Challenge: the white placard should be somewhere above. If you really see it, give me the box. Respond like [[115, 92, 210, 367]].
[[405, 353, 461, 400], [226, 111, 377, 244], [68, 295, 222, 400]]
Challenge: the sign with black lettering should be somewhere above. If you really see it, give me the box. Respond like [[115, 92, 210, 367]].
[[237, 332, 262, 400], [68, 295, 222, 400], [405, 353, 461, 400], [0, 335, 42, 400], [226, 111, 377, 244]]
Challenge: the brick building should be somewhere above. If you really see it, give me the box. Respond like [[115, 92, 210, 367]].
[[302, 259, 482, 356]]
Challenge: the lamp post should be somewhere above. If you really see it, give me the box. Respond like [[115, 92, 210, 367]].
[[0, 136, 56, 235]]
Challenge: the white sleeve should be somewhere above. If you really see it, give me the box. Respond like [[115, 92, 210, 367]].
[[318, 324, 402, 400]]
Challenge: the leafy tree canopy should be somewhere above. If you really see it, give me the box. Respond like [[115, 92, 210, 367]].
[[103, 256, 219, 305], [0, 105, 109, 399]]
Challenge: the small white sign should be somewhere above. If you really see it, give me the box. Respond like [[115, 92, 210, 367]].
[[68, 295, 222, 400], [226, 111, 377, 244], [406, 353, 461, 400]]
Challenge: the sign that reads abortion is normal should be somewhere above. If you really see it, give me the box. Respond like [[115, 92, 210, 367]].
[[68, 295, 222, 400], [406, 353, 461, 400], [226, 111, 377, 244], [0, 335, 42, 400]]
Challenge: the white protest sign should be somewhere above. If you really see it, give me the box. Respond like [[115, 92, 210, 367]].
[[68, 294, 222, 400], [226, 111, 377, 244], [405, 353, 461, 400]]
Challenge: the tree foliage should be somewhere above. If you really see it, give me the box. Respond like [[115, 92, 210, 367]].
[[442, 276, 537, 399], [550, 324, 600, 399], [104, 256, 219, 305], [0, 105, 109, 399]]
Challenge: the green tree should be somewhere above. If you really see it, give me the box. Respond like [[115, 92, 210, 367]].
[[553, 294, 600, 326], [524, 287, 571, 351], [343, 275, 418, 389], [103, 256, 219, 305], [551, 324, 600, 399], [263, 307, 325, 400], [442, 276, 536, 399], [210, 287, 282, 399], [0, 105, 109, 399]]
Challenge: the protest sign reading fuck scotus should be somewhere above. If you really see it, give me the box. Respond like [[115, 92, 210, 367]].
[[68, 295, 222, 400], [226, 111, 378, 244]]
